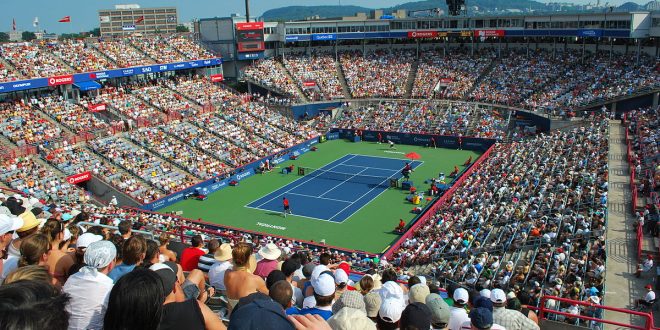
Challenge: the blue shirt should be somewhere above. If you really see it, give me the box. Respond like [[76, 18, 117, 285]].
[[108, 263, 136, 282], [288, 307, 333, 320]]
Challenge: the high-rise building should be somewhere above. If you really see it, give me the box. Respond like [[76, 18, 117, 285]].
[[98, 4, 178, 37]]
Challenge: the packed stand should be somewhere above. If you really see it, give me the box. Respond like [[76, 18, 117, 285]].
[[0, 100, 64, 145], [133, 84, 197, 117], [283, 53, 345, 100], [469, 49, 572, 106], [201, 114, 282, 158], [34, 95, 109, 134], [0, 156, 85, 203], [128, 126, 229, 180], [412, 49, 493, 100], [242, 58, 302, 101], [128, 36, 187, 63], [332, 101, 508, 139], [167, 35, 215, 60], [49, 39, 116, 73], [165, 75, 239, 106], [390, 119, 608, 304], [88, 136, 197, 194], [91, 86, 163, 121], [0, 42, 71, 79], [627, 107, 660, 212], [340, 50, 415, 98], [43, 144, 160, 204], [0, 59, 21, 82], [92, 39, 155, 68]]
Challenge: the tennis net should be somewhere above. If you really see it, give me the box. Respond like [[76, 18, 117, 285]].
[[298, 167, 395, 187]]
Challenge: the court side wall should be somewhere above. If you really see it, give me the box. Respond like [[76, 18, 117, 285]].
[[331, 128, 496, 152]]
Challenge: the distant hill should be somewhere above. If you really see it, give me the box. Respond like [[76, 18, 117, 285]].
[[617, 1, 642, 11], [262, 0, 549, 21], [261, 5, 370, 21]]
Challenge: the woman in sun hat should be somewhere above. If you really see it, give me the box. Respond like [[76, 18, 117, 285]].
[[254, 242, 282, 279]]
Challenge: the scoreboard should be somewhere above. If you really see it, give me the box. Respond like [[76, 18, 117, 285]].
[[236, 22, 265, 53]]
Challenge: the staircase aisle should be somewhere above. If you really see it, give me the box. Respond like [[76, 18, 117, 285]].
[[403, 60, 419, 99], [335, 61, 352, 99], [603, 119, 657, 327]]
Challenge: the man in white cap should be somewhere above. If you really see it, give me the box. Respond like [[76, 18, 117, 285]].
[[490, 288, 539, 329], [63, 240, 117, 330], [289, 272, 336, 320], [449, 287, 470, 330], [0, 214, 23, 279], [254, 242, 281, 279]]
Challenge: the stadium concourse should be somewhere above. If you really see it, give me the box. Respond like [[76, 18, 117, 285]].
[[0, 32, 657, 330]]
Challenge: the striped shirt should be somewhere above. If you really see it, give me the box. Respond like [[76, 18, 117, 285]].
[[197, 253, 216, 273]]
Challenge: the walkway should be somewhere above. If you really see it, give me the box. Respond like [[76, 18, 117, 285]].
[[603, 119, 655, 328]]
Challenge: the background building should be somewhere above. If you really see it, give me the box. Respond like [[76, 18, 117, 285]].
[[99, 4, 177, 37]]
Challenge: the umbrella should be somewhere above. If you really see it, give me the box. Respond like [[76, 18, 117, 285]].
[[405, 152, 421, 160]]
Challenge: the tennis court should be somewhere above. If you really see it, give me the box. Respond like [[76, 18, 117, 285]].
[[246, 154, 423, 222]]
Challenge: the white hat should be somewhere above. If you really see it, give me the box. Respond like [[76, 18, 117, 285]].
[[588, 296, 600, 304], [77, 233, 103, 248], [311, 264, 329, 281], [453, 287, 469, 304], [417, 275, 426, 285], [312, 273, 336, 296], [328, 308, 377, 330], [490, 288, 507, 303], [0, 214, 23, 236], [379, 298, 404, 323], [63, 228, 72, 242], [380, 281, 404, 301], [334, 268, 349, 285], [479, 289, 491, 298], [258, 243, 281, 260]]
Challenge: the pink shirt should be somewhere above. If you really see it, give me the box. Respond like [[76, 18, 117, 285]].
[[254, 259, 279, 279]]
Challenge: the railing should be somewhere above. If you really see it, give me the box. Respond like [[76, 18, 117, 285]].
[[538, 295, 656, 330]]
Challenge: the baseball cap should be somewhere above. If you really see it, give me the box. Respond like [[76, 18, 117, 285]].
[[646, 284, 653, 289], [425, 293, 450, 325], [400, 302, 432, 330], [77, 232, 104, 248], [327, 308, 376, 330], [302, 263, 316, 278], [310, 264, 329, 281], [364, 291, 382, 318], [469, 307, 493, 329], [379, 298, 404, 323], [453, 287, 469, 304], [334, 268, 349, 285], [473, 296, 494, 311], [490, 288, 507, 303], [150, 263, 177, 296], [0, 214, 23, 235], [409, 283, 431, 304], [331, 290, 365, 314], [380, 281, 404, 301], [479, 288, 491, 299], [312, 273, 336, 296]]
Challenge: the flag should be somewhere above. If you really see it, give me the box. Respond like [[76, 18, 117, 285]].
[[135, 16, 144, 24], [12, 18, 15, 31], [58, 16, 71, 23]]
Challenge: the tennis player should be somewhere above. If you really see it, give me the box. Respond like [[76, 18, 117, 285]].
[[282, 197, 291, 217], [389, 140, 396, 150]]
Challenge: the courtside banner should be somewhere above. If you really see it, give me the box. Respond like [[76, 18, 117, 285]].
[[0, 58, 222, 94], [88, 104, 106, 112], [334, 129, 496, 152], [67, 171, 92, 184], [140, 137, 320, 211]]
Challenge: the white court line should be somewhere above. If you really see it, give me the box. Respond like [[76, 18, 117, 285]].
[[287, 192, 352, 204], [244, 205, 342, 223], [347, 153, 417, 162], [248, 154, 357, 209], [339, 163, 404, 172], [328, 161, 424, 222], [318, 167, 368, 198]]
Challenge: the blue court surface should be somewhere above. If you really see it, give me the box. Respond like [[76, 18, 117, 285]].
[[246, 154, 423, 223]]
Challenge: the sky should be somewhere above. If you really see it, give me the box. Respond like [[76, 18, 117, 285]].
[[3, 0, 650, 34]]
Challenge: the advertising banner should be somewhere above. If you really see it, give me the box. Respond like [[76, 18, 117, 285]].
[[67, 171, 92, 185], [88, 103, 106, 112], [48, 75, 74, 86], [210, 74, 224, 82], [407, 31, 439, 38], [474, 29, 505, 37]]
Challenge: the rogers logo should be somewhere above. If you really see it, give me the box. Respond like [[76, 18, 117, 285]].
[[236, 171, 252, 180], [48, 75, 73, 86], [413, 137, 431, 143]]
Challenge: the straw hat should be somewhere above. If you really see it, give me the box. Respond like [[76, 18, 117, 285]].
[[258, 243, 282, 260], [214, 243, 232, 262]]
